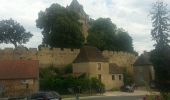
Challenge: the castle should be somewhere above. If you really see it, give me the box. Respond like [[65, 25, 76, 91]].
[[0, 0, 137, 71], [0, 0, 138, 93], [0, 0, 137, 70]]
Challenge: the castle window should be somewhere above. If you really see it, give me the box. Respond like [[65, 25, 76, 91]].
[[97, 63, 101, 71], [119, 75, 122, 80], [98, 74, 101, 80], [112, 75, 115, 80]]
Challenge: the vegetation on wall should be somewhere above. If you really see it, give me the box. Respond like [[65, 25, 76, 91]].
[[123, 68, 134, 85], [0, 18, 33, 48], [39, 65, 105, 94]]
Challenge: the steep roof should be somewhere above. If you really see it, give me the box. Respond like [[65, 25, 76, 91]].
[[109, 63, 124, 74], [73, 46, 108, 63], [133, 52, 152, 66], [0, 60, 39, 79]]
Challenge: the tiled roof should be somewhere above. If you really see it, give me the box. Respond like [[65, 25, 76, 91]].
[[73, 46, 108, 63], [0, 60, 39, 79], [109, 63, 123, 74], [133, 52, 152, 66]]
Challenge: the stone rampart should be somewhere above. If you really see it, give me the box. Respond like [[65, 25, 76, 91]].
[[0, 47, 80, 67], [0, 48, 136, 69], [102, 50, 137, 74]]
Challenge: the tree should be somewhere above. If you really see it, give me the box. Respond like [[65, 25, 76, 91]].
[[0, 18, 32, 48], [87, 18, 135, 53], [116, 28, 134, 52], [150, 1, 170, 99], [87, 18, 117, 51], [150, 0, 170, 48], [36, 3, 84, 48]]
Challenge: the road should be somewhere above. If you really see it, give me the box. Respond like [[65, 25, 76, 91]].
[[74, 96, 143, 100]]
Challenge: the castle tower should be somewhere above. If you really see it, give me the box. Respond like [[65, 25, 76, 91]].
[[68, 0, 89, 43]]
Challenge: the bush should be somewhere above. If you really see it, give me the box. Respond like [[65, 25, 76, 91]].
[[39, 66, 105, 94]]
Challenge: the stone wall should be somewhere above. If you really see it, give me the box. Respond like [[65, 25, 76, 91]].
[[0, 48, 136, 69], [73, 62, 124, 90], [102, 50, 137, 74], [38, 47, 80, 67], [0, 79, 38, 97], [0, 47, 80, 67]]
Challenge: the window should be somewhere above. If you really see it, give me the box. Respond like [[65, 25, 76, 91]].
[[119, 75, 122, 80], [98, 74, 101, 80], [112, 75, 115, 80], [97, 63, 101, 70]]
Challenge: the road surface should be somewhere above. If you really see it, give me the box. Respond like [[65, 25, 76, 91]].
[[74, 96, 143, 100]]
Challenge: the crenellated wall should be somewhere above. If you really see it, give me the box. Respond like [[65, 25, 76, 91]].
[[38, 47, 80, 67], [0, 47, 136, 69], [102, 50, 137, 74], [0, 47, 80, 67]]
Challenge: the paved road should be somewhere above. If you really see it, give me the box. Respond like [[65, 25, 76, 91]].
[[76, 96, 143, 100]]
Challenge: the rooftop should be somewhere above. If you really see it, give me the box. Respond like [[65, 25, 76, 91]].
[[74, 46, 108, 63], [0, 60, 39, 79]]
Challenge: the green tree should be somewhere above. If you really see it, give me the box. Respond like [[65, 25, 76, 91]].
[[0, 18, 32, 48], [150, 1, 170, 99], [87, 18, 135, 53], [87, 18, 117, 51], [116, 29, 134, 52], [36, 3, 84, 48], [150, 1, 170, 48]]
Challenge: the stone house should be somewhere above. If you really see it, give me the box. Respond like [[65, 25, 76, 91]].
[[133, 52, 155, 86], [73, 46, 124, 90], [0, 60, 39, 97]]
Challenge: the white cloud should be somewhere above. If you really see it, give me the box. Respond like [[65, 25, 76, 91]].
[[0, 0, 170, 54]]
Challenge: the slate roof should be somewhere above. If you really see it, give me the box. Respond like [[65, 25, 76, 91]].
[[109, 63, 124, 74], [0, 60, 39, 79], [133, 52, 152, 66], [73, 46, 108, 63]]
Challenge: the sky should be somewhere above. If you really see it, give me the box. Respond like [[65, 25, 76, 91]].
[[0, 0, 170, 54]]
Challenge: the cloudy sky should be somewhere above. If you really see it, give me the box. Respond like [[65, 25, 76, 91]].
[[0, 0, 170, 54]]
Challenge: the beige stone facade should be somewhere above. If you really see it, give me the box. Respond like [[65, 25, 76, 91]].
[[133, 52, 155, 86], [103, 50, 137, 75], [73, 62, 123, 90], [73, 46, 124, 90], [0, 47, 80, 67], [0, 47, 136, 69]]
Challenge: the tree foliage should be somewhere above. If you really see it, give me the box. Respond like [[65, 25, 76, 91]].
[[116, 29, 134, 52], [150, 1, 170, 48], [36, 3, 84, 48], [87, 18, 117, 51], [39, 65, 105, 94], [0, 18, 32, 48], [150, 0, 170, 95], [87, 18, 134, 53]]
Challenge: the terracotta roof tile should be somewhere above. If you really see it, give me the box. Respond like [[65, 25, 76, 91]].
[[0, 60, 39, 79], [73, 46, 108, 63]]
